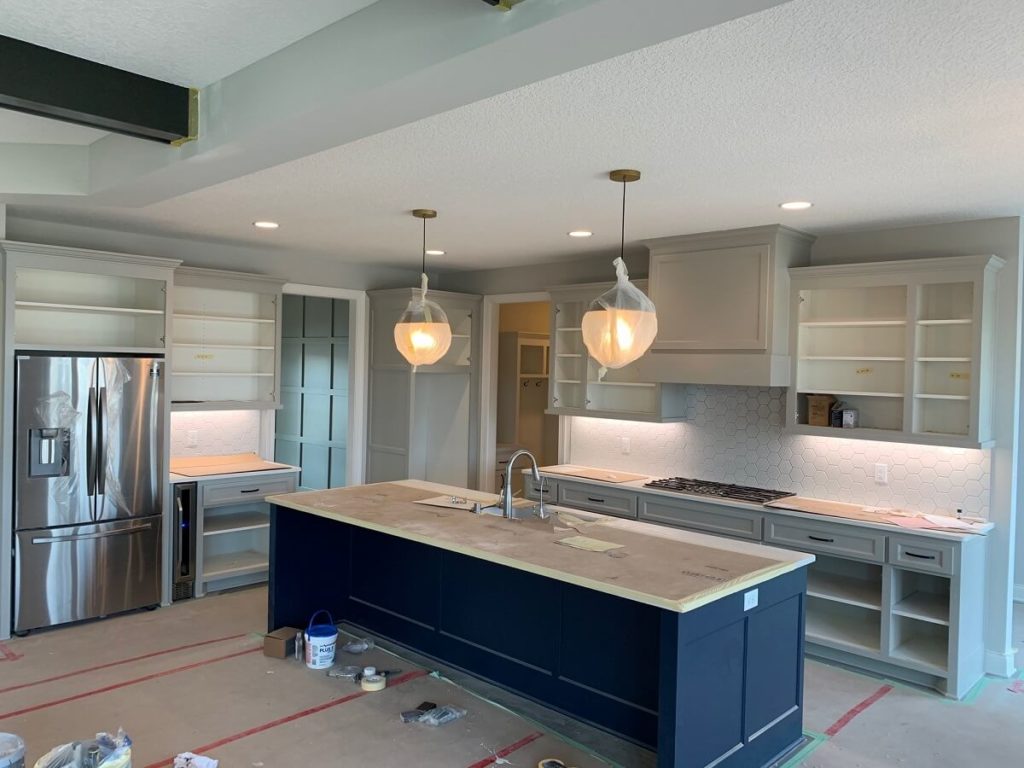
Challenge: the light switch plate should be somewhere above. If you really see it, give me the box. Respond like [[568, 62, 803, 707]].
[[744, 589, 758, 611], [187, 430, 199, 448], [620, 437, 631, 455], [874, 463, 889, 485]]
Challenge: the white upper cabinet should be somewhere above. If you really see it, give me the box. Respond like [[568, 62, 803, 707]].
[[787, 254, 1003, 448], [640, 225, 815, 386], [2, 241, 179, 354], [170, 267, 285, 411]]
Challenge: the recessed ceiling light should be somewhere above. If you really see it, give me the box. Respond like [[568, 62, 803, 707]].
[[568, 230, 593, 238], [779, 201, 813, 211], [253, 220, 280, 229], [425, 249, 445, 256]]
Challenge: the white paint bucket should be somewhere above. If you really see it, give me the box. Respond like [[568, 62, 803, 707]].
[[0, 734, 25, 768], [304, 610, 338, 670]]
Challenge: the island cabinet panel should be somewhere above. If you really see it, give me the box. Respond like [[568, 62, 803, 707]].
[[269, 503, 808, 766], [659, 569, 805, 768]]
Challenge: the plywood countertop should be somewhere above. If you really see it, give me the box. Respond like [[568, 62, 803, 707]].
[[267, 479, 814, 614]]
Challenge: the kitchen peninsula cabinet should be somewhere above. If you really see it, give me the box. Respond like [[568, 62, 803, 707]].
[[366, 288, 481, 487]]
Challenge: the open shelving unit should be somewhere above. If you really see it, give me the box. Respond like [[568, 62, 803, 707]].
[[13, 267, 170, 351], [170, 268, 285, 410], [788, 255, 1003, 447]]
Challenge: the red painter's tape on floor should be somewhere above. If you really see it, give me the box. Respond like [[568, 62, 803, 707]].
[[0, 632, 248, 694], [140, 669, 429, 768], [0, 643, 23, 662], [466, 732, 545, 768], [0, 647, 260, 722], [825, 684, 894, 737]]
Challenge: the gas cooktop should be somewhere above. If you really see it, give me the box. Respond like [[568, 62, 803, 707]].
[[643, 477, 795, 505]]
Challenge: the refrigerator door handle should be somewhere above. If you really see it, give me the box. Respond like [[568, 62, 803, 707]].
[[97, 387, 107, 495], [31, 521, 153, 545], [86, 386, 97, 496]]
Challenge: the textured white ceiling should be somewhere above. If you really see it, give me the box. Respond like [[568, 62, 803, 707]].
[[0, 109, 107, 144], [11, 0, 1024, 271], [0, 0, 380, 86]]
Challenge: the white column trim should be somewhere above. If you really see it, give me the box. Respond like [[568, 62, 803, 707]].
[[282, 283, 368, 486]]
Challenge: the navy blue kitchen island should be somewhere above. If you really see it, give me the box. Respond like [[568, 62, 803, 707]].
[[267, 480, 813, 768]]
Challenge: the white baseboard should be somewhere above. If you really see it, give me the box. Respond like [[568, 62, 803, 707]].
[[1014, 584, 1024, 603], [984, 648, 1019, 678]]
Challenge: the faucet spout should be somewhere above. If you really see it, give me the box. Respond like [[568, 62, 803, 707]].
[[502, 449, 541, 519]]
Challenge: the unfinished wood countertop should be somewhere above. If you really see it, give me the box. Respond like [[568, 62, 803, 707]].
[[267, 479, 813, 614]]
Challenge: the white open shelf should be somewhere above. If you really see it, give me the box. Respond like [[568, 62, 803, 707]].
[[204, 511, 271, 536], [917, 318, 972, 326], [915, 394, 969, 401], [174, 312, 275, 324], [15, 300, 163, 316], [807, 571, 882, 611], [806, 597, 882, 655], [202, 550, 269, 581], [800, 319, 906, 327], [893, 592, 950, 626], [801, 356, 905, 362], [174, 343, 274, 350], [800, 389, 903, 398]]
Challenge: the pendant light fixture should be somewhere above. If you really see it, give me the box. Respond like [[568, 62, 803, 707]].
[[581, 169, 658, 379], [394, 209, 452, 368]]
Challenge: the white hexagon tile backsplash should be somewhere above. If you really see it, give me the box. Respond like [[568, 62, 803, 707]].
[[170, 410, 261, 457], [569, 386, 991, 518]]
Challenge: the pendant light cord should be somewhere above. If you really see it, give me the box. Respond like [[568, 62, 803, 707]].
[[422, 216, 427, 275], [620, 178, 627, 259]]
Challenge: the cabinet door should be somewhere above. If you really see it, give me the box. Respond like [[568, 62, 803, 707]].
[[650, 244, 770, 350]]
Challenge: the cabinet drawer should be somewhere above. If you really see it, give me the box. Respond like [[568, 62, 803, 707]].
[[525, 475, 559, 502], [203, 475, 297, 507], [889, 536, 956, 576], [765, 516, 885, 562], [558, 482, 637, 519], [640, 497, 762, 541]]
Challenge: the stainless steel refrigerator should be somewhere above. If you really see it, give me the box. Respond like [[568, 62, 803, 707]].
[[13, 354, 164, 633]]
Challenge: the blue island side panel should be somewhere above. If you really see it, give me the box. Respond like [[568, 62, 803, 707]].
[[269, 504, 807, 767]]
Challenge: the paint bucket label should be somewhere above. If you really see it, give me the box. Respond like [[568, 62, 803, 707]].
[[304, 610, 338, 670]]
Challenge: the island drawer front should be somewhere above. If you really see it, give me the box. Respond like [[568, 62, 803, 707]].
[[204, 475, 297, 507], [765, 516, 885, 562], [639, 497, 762, 541], [558, 482, 637, 519], [525, 475, 559, 502], [889, 536, 956, 576]]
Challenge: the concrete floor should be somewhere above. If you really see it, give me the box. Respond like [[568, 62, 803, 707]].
[[1, 590, 1021, 767]]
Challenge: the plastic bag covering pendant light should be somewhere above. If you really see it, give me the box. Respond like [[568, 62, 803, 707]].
[[394, 209, 452, 368], [581, 170, 658, 379]]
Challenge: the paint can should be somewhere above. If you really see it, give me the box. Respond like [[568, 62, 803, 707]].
[[0, 734, 25, 768], [304, 610, 338, 670]]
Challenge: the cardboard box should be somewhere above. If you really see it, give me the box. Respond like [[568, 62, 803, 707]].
[[806, 395, 836, 427], [264, 627, 301, 659]]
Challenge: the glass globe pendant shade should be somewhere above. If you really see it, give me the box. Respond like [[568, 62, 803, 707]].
[[581, 257, 658, 378], [394, 273, 452, 368]]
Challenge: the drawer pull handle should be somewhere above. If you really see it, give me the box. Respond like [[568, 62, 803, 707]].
[[587, 496, 605, 503], [537, 487, 551, 494], [905, 552, 937, 560], [807, 535, 834, 543], [240, 488, 261, 494]]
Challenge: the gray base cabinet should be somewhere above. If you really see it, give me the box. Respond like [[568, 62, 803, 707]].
[[530, 473, 987, 698], [186, 470, 298, 596]]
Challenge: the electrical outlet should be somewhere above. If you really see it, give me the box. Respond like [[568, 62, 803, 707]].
[[620, 437, 631, 455], [187, 430, 199, 448], [744, 589, 759, 611], [874, 463, 889, 485]]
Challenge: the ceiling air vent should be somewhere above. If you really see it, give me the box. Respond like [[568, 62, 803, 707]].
[[482, 0, 525, 9]]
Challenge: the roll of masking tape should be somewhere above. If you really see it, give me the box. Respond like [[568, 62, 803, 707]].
[[361, 674, 386, 692], [537, 761, 566, 768]]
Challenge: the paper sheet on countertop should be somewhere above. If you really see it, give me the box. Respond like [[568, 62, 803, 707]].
[[557, 535, 625, 553]]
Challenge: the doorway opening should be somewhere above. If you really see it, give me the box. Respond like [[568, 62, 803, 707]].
[[494, 301, 559, 495]]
